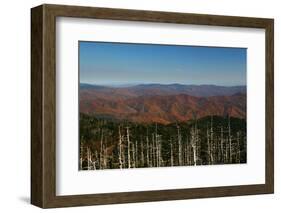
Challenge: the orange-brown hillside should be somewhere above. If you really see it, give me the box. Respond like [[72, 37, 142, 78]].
[[80, 84, 246, 124]]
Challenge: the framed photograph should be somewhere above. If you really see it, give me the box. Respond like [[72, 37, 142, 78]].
[[31, 4, 274, 208]]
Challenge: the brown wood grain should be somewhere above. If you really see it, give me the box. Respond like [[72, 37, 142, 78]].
[[31, 4, 274, 208], [31, 5, 43, 207]]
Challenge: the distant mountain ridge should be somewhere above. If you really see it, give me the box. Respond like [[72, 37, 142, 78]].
[[80, 84, 246, 124], [80, 83, 246, 99]]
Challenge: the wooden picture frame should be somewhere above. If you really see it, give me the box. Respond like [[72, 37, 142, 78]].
[[31, 4, 274, 208]]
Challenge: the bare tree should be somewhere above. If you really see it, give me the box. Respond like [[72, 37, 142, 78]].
[[154, 124, 163, 167], [93, 150, 98, 170], [135, 140, 138, 168], [122, 147, 126, 168], [118, 126, 123, 169], [126, 126, 131, 168], [132, 141, 136, 168], [152, 133, 155, 167], [190, 126, 197, 166], [207, 126, 211, 164], [103, 139, 108, 169], [146, 132, 150, 167], [170, 139, 174, 167], [183, 144, 186, 165], [150, 136, 154, 167], [190, 120, 201, 166], [236, 131, 241, 163], [79, 138, 84, 170], [158, 135, 162, 167], [140, 139, 145, 167], [154, 124, 158, 167], [177, 125, 182, 166], [220, 126, 225, 163], [186, 139, 192, 166], [185, 136, 190, 165], [210, 116, 214, 164], [87, 147, 91, 170], [228, 116, 232, 163], [99, 130, 104, 169]]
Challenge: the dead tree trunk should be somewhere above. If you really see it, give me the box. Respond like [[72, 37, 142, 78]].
[[220, 126, 224, 163], [141, 139, 144, 167], [87, 147, 91, 170], [207, 126, 211, 165], [94, 150, 98, 170], [150, 136, 153, 167], [100, 130, 103, 169], [155, 124, 158, 167], [158, 136, 162, 167], [152, 133, 155, 167], [170, 139, 174, 167], [80, 140, 84, 170], [210, 116, 214, 164], [132, 142, 136, 168], [185, 136, 189, 165], [118, 126, 123, 169], [122, 147, 126, 168], [228, 116, 232, 163], [177, 125, 182, 166], [236, 131, 241, 163], [126, 126, 131, 168], [103, 140, 108, 169], [183, 144, 187, 165], [135, 140, 138, 168], [146, 133, 150, 167], [191, 126, 197, 166]]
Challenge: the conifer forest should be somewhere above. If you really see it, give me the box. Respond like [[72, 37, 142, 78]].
[[79, 114, 246, 170]]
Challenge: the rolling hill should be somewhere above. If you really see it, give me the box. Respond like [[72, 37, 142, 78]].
[[80, 84, 246, 124]]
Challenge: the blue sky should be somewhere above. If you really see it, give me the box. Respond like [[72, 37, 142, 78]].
[[79, 41, 246, 86]]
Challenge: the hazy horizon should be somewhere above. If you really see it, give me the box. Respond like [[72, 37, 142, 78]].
[[80, 82, 247, 87], [79, 41, 247, 86]]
